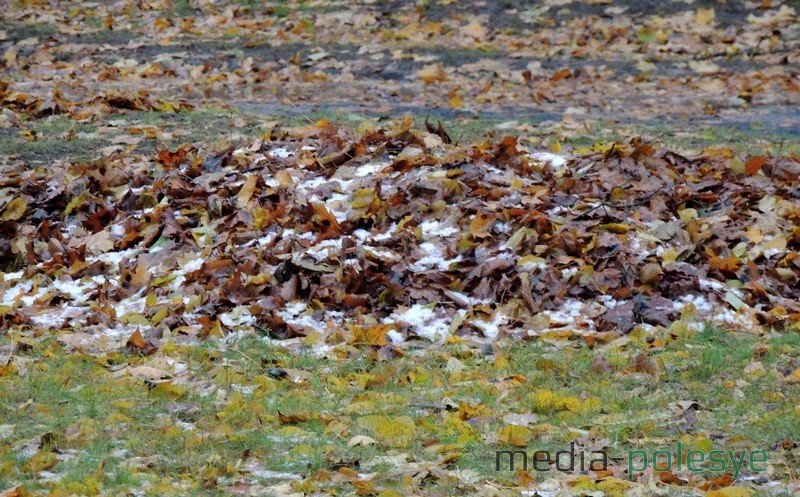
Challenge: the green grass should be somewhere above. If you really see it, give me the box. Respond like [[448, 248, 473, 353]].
[[3, 104, 795, 169], [1, 323, 798, 494]]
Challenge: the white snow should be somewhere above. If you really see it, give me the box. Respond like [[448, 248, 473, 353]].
[[354, 223, 398, 242], [306, 239, 344, 261], [1, 280, 33, 306], [52, 278, 91, 303], [472, 312, 507, 340], [220, 306, 257, 328], [674, 294, 713, 313], [365, 247, 399, 260], [410, 242, 462, 271], [277, 301, 327, 333], [267, 147, 293, 159], [1, 270, 24, 282], [419, 219, 459, 239], [383, 304, 450, 342], [354, 161, 389, 177], [529, 152, 567, 169], [561, 267, 578, 279]]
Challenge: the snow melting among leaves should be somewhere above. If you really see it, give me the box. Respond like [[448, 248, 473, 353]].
[[1, 121, 799, 355]]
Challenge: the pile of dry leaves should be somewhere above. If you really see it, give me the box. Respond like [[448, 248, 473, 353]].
[[1, 118, 799, 354]]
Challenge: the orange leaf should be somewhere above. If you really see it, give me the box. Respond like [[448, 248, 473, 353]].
[[127, 329, 146, 349], [709, 255, 740, 273], [311, 203, 342, 236], [237, 174, 259, 208], [155, 148, 188, 168], [550, 69, 571, 82], [470, 213, 494, 238], [745, 156, 768, 175]]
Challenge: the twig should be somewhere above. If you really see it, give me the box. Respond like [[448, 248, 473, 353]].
[[229, 346, 264, 372]]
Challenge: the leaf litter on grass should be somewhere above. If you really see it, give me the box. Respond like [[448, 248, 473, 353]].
[[2, 0, 800, 495], [1, 114, 800, 495]]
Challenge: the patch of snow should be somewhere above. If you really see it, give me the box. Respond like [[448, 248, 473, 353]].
[[30, 304, 85, 329], [410, 242, 462, 271], [110, 224, 125, 237], [353, 223, 397, 242], [384, 304, 450, 342], [699, 278, 744, 298], [267, 147, 293, 159], [1, 270, 24, 282], [222, 330, 250, 344], [386, 329, 405, 344], [175, 421, 196, 431], [255, 232, 278, 247], [91, 247, 139, 267], [52, 278, 91, 303], [306, 239, 343, 261], [231, 384, 258, 395], [674, 294, 713, 313], [355, 161, 389, 177], [472, 312, 507, 340], [1, 280, 33, 306], [220, 306, 257, 328], [365, 246, 398, 260], [561, 267, 578, 279], [277, 301, 327, 333], [97, 323, 145, 341], [546, 205, 569, 217], [529, 152, 567, 169], [113, 291, 147, 317], [419, 219, 459, 239], [713, 308, 739, 325], [598, 294, 621, 309], [517, 259, 547, 272], [248, 467, 302, 481], [541, 299, 586, 325]]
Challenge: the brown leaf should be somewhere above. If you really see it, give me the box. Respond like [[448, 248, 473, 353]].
[[632, 351, 660, 376], [591, 355, 613, 374], [424, 118, 452, 144], [277, 410, 310, 424]]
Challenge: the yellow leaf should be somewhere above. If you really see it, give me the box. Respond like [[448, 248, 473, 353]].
[[784, 366, 800, 384], [529, 389, 560, 412], [0, 485, 25, 497], [24, 451, 58, 474], [461, 21, 486, 42], [695, 8, 716, 25], [1, 197, 27, 221], [498, 425, 532, 447], [18, 129, 37, 142], [705, 488, 752, 497], [448, 95, 463, 109], [596, 477, 633, 494], [416, 64, 447, 84], [357, 415, 416, 447], [351, 324, 391, 346], [696, 437, 714, 451]]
